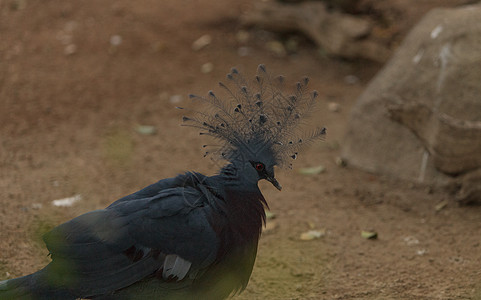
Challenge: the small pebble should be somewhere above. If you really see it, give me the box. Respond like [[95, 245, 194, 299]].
[[192, 34, 212, 51], [334, 157, 346, 167], [201, 62, 214, 74], [416, 249, 427, 256], [237, 46, 251, 57], [31, 203, 43, 210], [266, 40, 286, 57], [236, 30, 250, 43], [403, 236, 419, 246], [169, 95, 183, 104], [110, 35, 123, 46], [328, 102, 341, 112], [344, 75, 359, 85], [64, 44, 77, 55]]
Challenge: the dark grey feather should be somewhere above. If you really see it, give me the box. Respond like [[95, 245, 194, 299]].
[[184, 64, 326, 167]]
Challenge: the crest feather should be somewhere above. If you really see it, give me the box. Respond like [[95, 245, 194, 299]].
[[183, 64, 326, 167]]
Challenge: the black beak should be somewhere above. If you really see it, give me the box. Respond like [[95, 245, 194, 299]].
[[266, 176, 282, 191]]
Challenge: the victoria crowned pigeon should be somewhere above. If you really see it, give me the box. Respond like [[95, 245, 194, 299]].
[[0, 64, 325, 299]]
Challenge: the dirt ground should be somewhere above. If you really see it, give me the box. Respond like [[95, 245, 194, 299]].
[[1, 0, 480, 299]]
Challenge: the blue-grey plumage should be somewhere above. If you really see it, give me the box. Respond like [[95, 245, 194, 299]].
[[184, 64, 326, 171], [0, 65, 325, 299]]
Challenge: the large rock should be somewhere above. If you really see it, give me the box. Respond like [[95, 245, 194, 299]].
[[342, 4, 481, 202]]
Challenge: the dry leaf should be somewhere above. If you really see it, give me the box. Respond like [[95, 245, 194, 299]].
[[136, 125, 156, 135], [435, 199, 448, 211], [52, 194, 82, 207], [361, 230, 378, 239], [299, 165, 326, 175], [300, 229, 326, 240], [265, 210, 276, 220]]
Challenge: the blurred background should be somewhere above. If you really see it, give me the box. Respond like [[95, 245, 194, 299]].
[[1, 0, 480, 299]]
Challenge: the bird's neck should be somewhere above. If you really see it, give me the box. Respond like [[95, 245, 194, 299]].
[[213, 163, 268, 242], [218, 163, 258, 189]]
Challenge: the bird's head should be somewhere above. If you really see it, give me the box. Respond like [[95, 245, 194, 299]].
[[180, 64, 325, 191], [248, 160, 282, 191], [232, 142, 282, 191]]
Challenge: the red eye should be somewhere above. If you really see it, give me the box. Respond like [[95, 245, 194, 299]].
[[255, 163, 265, 171]]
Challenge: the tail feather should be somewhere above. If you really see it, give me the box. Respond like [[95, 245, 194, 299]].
[[0, 266, 76, 300]]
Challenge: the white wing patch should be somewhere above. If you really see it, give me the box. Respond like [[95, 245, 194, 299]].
[[162, 254, 192, 281]]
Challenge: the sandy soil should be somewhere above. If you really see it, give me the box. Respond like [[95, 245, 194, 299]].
[[1, 0, 480, 299]]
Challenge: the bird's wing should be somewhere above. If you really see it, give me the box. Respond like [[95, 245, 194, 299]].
[[42, 176, 221, 298], [107, 177, 178, 206]]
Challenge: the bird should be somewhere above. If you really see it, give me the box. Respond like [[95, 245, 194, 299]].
[[0, 64, 326, 299]]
